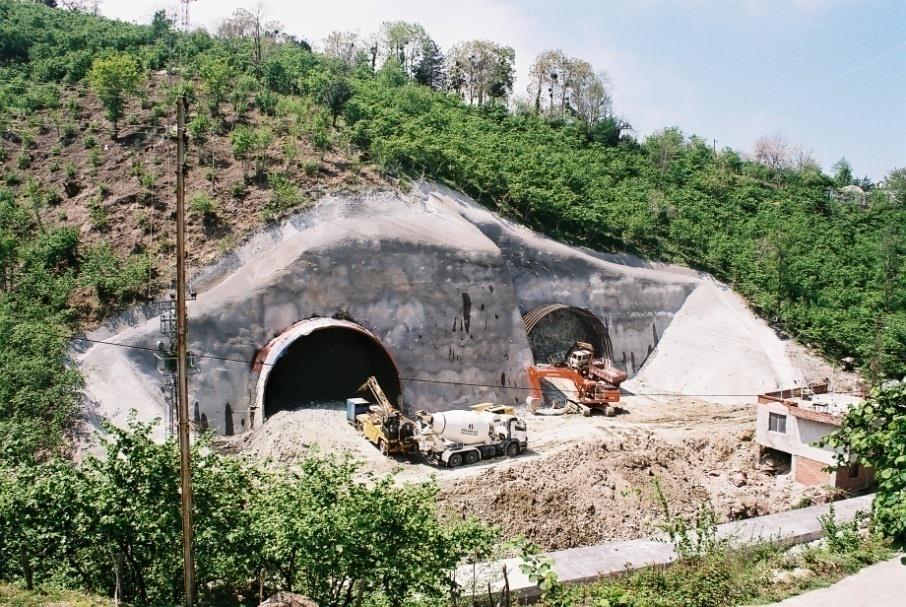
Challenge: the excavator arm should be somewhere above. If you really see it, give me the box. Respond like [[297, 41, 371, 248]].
[[358, 376, 394, 412]]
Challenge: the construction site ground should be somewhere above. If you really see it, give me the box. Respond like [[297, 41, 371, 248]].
[[218, 392, 834, 551]]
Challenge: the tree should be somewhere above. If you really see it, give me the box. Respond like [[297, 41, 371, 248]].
[[198, 54, 230, 113], [790, 143, 819, 172], [322, 30, 361, 65], [217, 7, 282, 81], [413, 38, 445, 89], [447, 40, 515, 105], [528, 49, 563, 114], [527, 50, 604, 121], [149, 9, 172, 41], [230, 126, 254, 178], [823, 384, 906, 542], [833, 157, 854, 186], [0, 421, 496, 606], [88, 53, 143, 139], [753, 134, 790, 171], [572, 70, 613, 125], [316, 78, 353, 126], [379, 21, 430, 76]]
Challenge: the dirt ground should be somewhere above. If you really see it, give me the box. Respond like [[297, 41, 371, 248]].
[[217, 394, 833, 551]]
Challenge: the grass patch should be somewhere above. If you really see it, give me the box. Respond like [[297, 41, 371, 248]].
[[0, 583, 115, 607]]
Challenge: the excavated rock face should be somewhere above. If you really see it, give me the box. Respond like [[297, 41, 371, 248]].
[[523, 304, 614, 364], [76, 183, 802, 438]]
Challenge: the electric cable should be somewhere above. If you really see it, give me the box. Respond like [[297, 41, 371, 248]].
[[62, 333, 866, 399]]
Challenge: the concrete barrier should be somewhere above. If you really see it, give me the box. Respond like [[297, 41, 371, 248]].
[[459, 494, 874, 600]]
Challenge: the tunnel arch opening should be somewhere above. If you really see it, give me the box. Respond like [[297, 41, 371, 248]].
[[253, 318, 401, 422], [523, 304, 615, 366]]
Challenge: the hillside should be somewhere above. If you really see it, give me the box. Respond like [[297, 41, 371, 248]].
[[0, 0, 904, 459]]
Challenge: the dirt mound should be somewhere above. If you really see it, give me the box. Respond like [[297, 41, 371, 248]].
[[438, 428, 825, 550], [217, 397, 833, 552], [216, 405, 395, 474]]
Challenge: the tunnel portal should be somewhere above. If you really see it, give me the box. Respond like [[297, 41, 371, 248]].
[[255, 318, 401, 420], [523, 304, 614, 366]]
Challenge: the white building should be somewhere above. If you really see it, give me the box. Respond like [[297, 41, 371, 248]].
[[755, 384, 872, 489]]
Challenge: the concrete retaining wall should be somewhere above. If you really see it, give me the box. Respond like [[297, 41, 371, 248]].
[[461, 494, 874, 601]]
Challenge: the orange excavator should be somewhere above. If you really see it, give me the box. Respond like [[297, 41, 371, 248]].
[[526, 342, 627, 416]]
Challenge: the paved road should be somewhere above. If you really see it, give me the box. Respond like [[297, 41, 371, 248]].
[[766, 555, 905, 606]]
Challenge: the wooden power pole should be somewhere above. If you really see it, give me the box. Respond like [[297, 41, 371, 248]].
[[175, 95, 196, 606]]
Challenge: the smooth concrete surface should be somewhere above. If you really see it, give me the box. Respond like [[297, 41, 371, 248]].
[[461, 494, 874, 600], [765, 554, 905, 606]]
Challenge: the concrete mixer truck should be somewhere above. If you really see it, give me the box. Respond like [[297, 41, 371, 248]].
[[414, 409, 528, 467]]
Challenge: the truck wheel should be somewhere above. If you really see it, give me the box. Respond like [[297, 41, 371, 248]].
[[465, 450, 479, 465], [448, 453, 463, 468], [506, 442, 520, 457], [379, 440, 389, 457]]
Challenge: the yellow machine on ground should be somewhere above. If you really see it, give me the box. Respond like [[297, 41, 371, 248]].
[[353, 376, 417, 456]]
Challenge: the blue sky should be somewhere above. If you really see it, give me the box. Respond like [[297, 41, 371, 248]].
[[103, 0, 905, 180]]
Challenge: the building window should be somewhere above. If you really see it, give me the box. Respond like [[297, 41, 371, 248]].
[[768, 412, 787, 433], [849, 463, 860, 478]]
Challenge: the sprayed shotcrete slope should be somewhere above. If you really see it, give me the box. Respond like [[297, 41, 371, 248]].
[[76, 182, 815, 438]]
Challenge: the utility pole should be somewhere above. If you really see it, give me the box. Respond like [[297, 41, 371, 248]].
[[179, 0, 195, 32], [175, 95, 196, 607]]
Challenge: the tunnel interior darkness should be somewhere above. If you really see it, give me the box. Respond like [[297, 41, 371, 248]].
[[524, 305, 614, 366], [263, 326, 401, 418]]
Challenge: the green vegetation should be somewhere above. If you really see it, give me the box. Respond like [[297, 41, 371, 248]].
[[88, 52, 144, 139], [824, 384, 906, 544], [0, 420, 495, 606], [189, 192, 218, 219], [519, 495, 890, 607], [0, 2, 903, 603], [342, 82, 906, 380], [0, 583, 114, 607]]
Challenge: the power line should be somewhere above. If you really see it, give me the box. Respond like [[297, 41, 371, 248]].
[[812, 39, 906, 89], [65, 334, 864, 399]]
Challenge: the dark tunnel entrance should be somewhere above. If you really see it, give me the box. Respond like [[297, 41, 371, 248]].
[[258, 320, 402, 420], [523, 304, 615, 366]]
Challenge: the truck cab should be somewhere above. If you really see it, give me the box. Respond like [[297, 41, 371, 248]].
[[566, 348, 592, 373]]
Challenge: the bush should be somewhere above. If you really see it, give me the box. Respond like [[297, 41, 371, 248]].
[[231, 75, 257, 116], [255, 89, 279, 116], [0, 421, 496, 606], [80, 243, 150, 305], [60, 121, 77, 143], [302, 158, 319, 177], [823, 383, 906, 543], [88, 148, 103, 168], [229, 180, 246, 199], [87, 196, 108, 230], [187, 112, 213, 141], [655, 478, 728, 560], [189, 193, 218, 219], [264, 173, 301, 220]]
